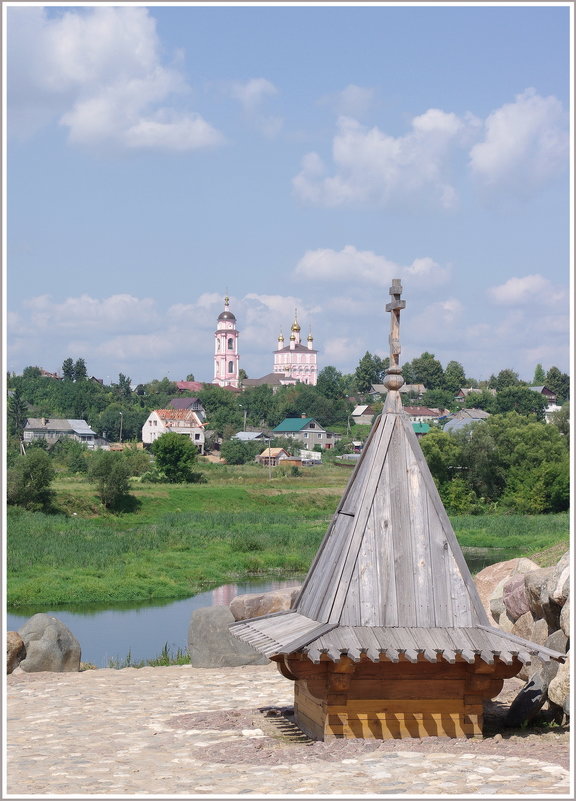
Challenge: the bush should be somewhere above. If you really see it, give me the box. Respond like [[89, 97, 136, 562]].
[[151, 432, 204, 483], [7, 449, 55, 511], [88, 451, 133, 509]]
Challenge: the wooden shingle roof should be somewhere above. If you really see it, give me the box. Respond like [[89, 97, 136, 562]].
[[231, 281, 565, 667]]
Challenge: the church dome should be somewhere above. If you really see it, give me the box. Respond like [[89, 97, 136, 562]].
[[218, 296, 236, 322], [291, 320, 301, 332]]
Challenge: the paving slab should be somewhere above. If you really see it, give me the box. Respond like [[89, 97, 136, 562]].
[[6, 663, 571, 797]]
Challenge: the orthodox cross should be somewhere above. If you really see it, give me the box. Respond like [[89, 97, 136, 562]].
[[385, 279, 406, 375]]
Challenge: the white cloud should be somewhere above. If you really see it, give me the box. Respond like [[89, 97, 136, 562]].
[[320, 84, 375, 118], [294, 246, 450, 289], [469, 89, 568, 189], [292, 111, 464, 208], [488, 274, 566, 306], [228, 78, 277, 112], [225, 78, 283, 137], [8, 6, 223, 150], [23, 294, 160, 331]]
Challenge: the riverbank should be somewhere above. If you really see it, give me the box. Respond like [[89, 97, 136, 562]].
[[7, 663, 570, 796], [7, 477, 569, 607]]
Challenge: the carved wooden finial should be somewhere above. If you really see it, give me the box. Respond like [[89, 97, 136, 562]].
[[383, 279, 406, 391]]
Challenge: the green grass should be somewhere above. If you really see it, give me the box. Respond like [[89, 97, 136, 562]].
[[7, 465, 569, 607]]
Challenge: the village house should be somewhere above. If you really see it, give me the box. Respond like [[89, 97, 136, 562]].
[[351, 404, 378, 426], [272, 416, 342, 450], [443, 407, 490, 434], [142, 409, 206, 453], [256, 447, 290, 467], [455, 387, 497, 402], [168, 396, 206, 421], [23, 418, 98, 449], [402, 405, 448, 424]]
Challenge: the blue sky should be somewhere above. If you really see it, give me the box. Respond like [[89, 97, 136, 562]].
[[5, 2, 572, 387]]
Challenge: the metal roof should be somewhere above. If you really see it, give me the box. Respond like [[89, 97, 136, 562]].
[[273, 417, 317, 432]]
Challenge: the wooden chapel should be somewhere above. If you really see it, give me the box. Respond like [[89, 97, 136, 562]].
[[230, 280, 564, 740]]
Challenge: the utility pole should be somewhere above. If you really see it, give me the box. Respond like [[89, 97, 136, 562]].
[[119, 412, 123, 444]]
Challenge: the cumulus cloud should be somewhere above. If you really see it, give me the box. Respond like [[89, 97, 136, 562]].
[[294, 245, 449, 288], [225, 77, 283, 137], [488, 274, 566, 306], [469, 89, 568, 189], [23, 294, 160, 331], [8, 6, 223, 150], [292, 111, 465, 208]]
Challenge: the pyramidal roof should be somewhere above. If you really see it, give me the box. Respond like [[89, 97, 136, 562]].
[[231, 281, 564, 667]]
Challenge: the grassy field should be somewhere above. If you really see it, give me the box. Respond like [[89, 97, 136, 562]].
[[7, 461, 570, 607]]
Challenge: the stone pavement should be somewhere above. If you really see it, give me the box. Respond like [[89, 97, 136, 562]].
[[6, 663, 571, 797]]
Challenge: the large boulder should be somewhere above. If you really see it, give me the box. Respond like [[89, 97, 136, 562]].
[[188, 606, 268, 668], [505, 672, 548, 728], [547, 651, 570, 715], [475, 558, 539, 625], [229, 587, 301, 621], [560, 595, 570, 638], [525, 567, 561, 631], [502, 575, 531, 623], [7, 631, 26, 674], [548, 551, 570, 606], [18, 614, 81, 673]]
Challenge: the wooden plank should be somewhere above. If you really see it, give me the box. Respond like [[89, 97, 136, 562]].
[[388, 421, 418, 625], [403, 438, 436, 627], [354, 627, 383, 662], [402, 417, 490, 626], [338, 414, 383, 515], [297, 512, 354, 621], [477, 625, 565, 660], [327, 415, 396, 623], [373, 460, 398, 626], [327, 698, 472, 714], [325, 719, 479, 739]]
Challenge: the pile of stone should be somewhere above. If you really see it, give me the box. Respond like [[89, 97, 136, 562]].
[[475, 551, 570, 724]]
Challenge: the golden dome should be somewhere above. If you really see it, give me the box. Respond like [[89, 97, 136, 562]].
[[291, 308, 301, 332]]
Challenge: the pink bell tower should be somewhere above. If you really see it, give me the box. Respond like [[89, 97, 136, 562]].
[[213, 296, 240, 387]]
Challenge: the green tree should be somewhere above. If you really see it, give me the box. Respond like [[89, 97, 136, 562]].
[[494, 386, 547, 420], [7, 449, 55, 511], [22, 366, 42, 379], [88, 450, 133, 509], [489, 368, 521, 391], [74, 358, 87, 381], [549, 403, 569, 437], [420, 429, 463, 487], [410, 352, 444, 390], [151, 432, 203, 483], [240, 385, 275, 426], [62, 358, 75, 380], [113, 373, 132, 400], [419, 389, 454, 411], [198, 385, 243, 436], [7, 388, 28, 439], [316, 366, 345, 400], [220, 438, 262, 465], [354, 352, 388, 394], [545, 366, 570, 404], [238, 368, 248, 381], [532, 363, 546, 385], [51, 439, 89, 474], [462, 389, 497, 412], [186, 373, 196, 381], [443, 360, 466, 394]]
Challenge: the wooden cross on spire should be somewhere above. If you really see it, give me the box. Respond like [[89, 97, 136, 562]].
[[386, 279, 405, 371]]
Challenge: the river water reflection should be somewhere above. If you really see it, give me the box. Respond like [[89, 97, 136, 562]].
[[7, 548, 512, 668], [6, 578, 303, 668]]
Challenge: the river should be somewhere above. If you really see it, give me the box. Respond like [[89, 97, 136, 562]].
[[7, 548, 511, 668]]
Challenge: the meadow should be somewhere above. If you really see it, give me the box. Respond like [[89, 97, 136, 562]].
[[7, 461, 570, 608]]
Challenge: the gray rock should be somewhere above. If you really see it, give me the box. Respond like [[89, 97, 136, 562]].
[[188, 606, 268, 668], [505, 672, 548, 728], [548, 551, 570, 607], [7, 631, 26, 674], [547, 651, 570, 714], [525, 567, 561, 631], [560, 595, 570, 637], [18, 614, 81, 673], [230, 587, 301, 622], [502, 575, 531, 623], [474, 558, 539, 625]]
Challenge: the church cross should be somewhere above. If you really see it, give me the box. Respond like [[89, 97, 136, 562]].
[[385, 279, 406, 373]]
